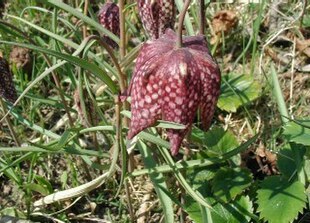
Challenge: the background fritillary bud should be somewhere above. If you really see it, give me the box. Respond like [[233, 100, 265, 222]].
[[0, 56, 17, 103], [137, 0, 175, 39], [98, 1, 120, 48]]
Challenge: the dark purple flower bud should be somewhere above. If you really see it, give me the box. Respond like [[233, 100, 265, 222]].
[[98, 1, 120, 48], [138, 0, 175, 39], [127, 29, 221, 155], [0, 57, 17, 103]]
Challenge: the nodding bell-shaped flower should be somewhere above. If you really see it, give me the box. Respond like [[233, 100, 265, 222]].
[[0, 57, 17, 103], [127, 29, 221, 155], [137, 0, 175, 39], [98, 1, 120, 48]]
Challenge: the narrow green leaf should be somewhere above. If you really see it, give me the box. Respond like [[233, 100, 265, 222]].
[[130, 158, 216, 177], [175, 0, 195, 35], [24, 183, 50, 196], [7, 14, 79, 49], [138, 140, 174, 223], [158, 146, 212, 208], [46, 0, 119, 43], [54, 130, 71, 150], [0, 41, 117, 94], [156, 120, 186, 129], [270, 64, 289, 123]]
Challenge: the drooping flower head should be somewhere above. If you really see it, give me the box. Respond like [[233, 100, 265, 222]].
[[137, 0, 175, 39], [128, 29, 221, 155], [98, 1, 120, 48], [0, 56, 17, 103]]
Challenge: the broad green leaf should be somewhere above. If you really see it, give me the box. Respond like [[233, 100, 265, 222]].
[[192, 127, 238, 155], [277, 144, 305, 180], [193, 126, 240, 165], [302, 14, 310, 27], [212, 167, 252, 203], [185, 168, 254, 223], [277, 148, 297, 179], [0, 207, 27, 219], [257, 176, 307, 223], [210, 195, 253, 223], [184, 194, 211, 223], [283, 120, 310, 146], [217, 73, 261, 112]]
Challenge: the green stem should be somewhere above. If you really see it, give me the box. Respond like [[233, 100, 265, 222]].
[[0, 99, 20, 146], [177, 0, 192, 48], [119, 0, 126, 59], [83, 0, 89, 38]]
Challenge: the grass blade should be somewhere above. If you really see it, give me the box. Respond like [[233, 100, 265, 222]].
[[138, 140, 175, 223]]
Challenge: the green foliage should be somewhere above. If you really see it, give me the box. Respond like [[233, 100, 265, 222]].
[[212, 167, 252, 203], [277, 148, 298, 179], [0, 1, 309, 222], [192, 126, 238, 153], [256, 176, 307, 223], [283, 120, 310, 146], [138, 140, 175, 223], [210, 195, 253, 223], [185, 167, 254, 223], [217, 73, 261, 112]]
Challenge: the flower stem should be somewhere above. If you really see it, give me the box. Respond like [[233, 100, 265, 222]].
[[83, 0, 89, 38], [87, 35, 126, 93], [177, 0, 192, 48], [199, 0, 205, 35], [119, 0, 126, 59]]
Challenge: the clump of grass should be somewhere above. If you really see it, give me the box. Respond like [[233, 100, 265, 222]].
[[0, 1, 309, 223]]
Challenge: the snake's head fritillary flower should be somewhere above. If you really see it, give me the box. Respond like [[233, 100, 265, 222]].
[[98, 1, 120, 48], [138, 0, 175, 39], [127, 29, 221, 155], [0, 57, 17, 103]]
